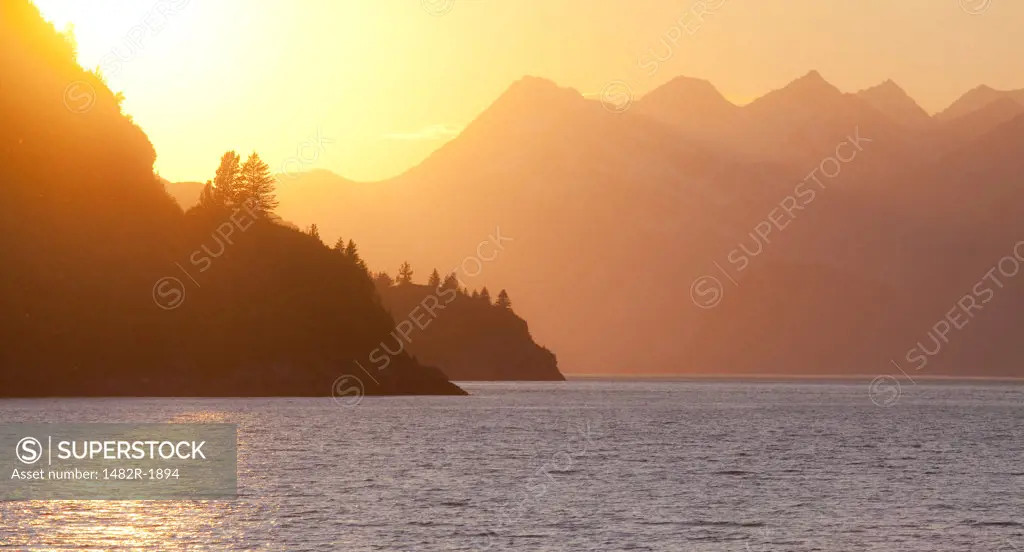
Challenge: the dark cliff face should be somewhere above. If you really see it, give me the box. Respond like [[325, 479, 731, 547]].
[[0, 0, 464, 398], [376, 283, 565, 381]]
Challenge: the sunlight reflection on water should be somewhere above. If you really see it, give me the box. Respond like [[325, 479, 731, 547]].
[[0, 382, 1021, 551]]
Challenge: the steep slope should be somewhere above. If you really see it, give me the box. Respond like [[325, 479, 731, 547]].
[[855, 80, 932, 128], [936, 85, 1024, 121], [161, 178, 205, 210], [636, 76, 737, 118], [929, 98, 1024, 154], [739, 71, 916, 168], [377, 282, 564, 381], [177, 71, 1024, 379], [272, 76, 788, 375], [0, 0, 463, 397], [265, 73, 914, 376], [637, 71, 921, 171], [685, 114, 1024, 378], [633, 76, 740, 147]]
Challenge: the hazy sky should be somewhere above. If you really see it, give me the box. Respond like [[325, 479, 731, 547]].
[[34, 0, 1024, 183]]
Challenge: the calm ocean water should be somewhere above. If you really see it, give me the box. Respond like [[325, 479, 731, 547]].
[[0, 380, 1021, 551]]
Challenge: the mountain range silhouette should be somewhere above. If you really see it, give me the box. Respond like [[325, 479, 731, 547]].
[[167, 70, 1024, 377]]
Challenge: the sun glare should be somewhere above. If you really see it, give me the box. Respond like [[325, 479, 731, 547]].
[[32, 0, 206, 85], [31, 0, 153, 68]]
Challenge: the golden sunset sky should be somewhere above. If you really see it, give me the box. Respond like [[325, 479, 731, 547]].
[[33, 0, 1024, 184]]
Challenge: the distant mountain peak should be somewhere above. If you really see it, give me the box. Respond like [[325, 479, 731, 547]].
[[875, 79, 903, 92], [644, 76, 732, 104], [497, 76, 583, 107], [870, 79, 917, 100], [937, 84, 1024, 121], [407, 76, 591, 175], [787, 70, 841, 95], [654, 76, 726, 99], [745, 70, 844, 113], [637, 75, 736, 119], [855, 79, 931, 127], [960, 84, 1005, 102]]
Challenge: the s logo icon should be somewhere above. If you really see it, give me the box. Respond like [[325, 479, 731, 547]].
[[16, 437, 43, 465]]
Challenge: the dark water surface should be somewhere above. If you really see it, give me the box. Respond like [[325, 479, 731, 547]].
[[0, 380, 1021, 551]]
